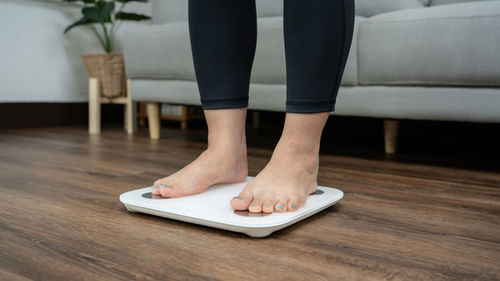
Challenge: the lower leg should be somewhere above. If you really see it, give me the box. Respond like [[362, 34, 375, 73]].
[[188, 0, 257, 109], [231, 0, 354, 212], [284, 0, 355, 113], [153, 1, 258, 197], [205, 108, 247, 153], [153, 108, 248, 197]]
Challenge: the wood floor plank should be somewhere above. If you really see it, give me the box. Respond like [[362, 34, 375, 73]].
[[1, 125, 499, 281]]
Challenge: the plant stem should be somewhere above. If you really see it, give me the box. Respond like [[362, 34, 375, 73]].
[[101, 23, 112, 53], [90, 25, 107, 52]]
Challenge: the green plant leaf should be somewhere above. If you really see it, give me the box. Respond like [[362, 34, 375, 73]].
[[99, 1, 116, 21], [62, 0, 149, 53], [82, 1, 114, 22], [82, 6, 100, 21], [115, 12, 151, 21], [64, 16, 93, 33]]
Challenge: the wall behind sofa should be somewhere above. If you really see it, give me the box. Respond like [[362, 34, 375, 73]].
[[0, 0, 150, 103]]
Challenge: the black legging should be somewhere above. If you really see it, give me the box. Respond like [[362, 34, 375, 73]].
[[188, 0, 355, 113]]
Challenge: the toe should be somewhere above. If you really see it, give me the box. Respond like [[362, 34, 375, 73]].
[[152, 180, 163, 195], [248, 196, 265, 213], [248, 201, 262, 213], [288, 200, 299, 212], [287, 194, 301, 212], [230, 189, 253, 211], [275, 200, 288, 213], [262, 199, 275, 213], [158, 183, 178, 198], [151, 184, 160, 195]]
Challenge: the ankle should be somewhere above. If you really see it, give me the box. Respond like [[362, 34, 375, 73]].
[[207, 138, 247, 156], [276, 137, 320, 156], [272, 139, 318, 168]]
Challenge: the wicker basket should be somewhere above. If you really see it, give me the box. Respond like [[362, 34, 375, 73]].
[[81, 53, 126, 98]]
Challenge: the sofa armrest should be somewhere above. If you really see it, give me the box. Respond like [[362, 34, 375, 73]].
[[122, 21, 195, 80]]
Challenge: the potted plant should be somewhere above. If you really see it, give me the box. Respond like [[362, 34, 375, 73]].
[[63, 0, 151, 98]]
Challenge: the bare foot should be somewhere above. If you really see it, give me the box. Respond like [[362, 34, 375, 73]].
[[230, 112, 328, 213], [152, 145, 248, 197], [152, 108, 249, 197], [230, 138, 319, 213]]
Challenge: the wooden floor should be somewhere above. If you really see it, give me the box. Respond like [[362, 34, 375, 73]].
[[1, 120, 499, 281]]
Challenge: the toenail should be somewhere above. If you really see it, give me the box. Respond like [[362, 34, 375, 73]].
[[291, 204, 296, 209], [152, 185, 159, 189], [264, 204, 271, 208], [161, 184, 170, 188], [251, 203, 257, 207], [233, 197, 243, 200], [278, 205, 285, 210]]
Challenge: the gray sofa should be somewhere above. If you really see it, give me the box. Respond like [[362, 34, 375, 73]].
[[123, 0, 500, 153]]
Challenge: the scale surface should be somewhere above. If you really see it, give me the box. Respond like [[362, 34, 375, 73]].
[[120, 176, 343, 237]]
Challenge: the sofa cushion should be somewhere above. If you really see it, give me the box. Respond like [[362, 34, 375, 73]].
[[256, 0, 283, 17], [256, 0, 430, 18], [150, 0, 437, 24], [358, 0, 500, 87], [123, 21, 196, 80], [124, 16, 363, 86], [355, 0, 425, 17], [430, 0, 498, 6], [255, 0, 441, 18]]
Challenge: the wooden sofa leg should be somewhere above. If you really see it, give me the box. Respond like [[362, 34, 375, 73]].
[[125, 79, 137, 135], [384, 120, 400, 154], [88, 78, 101, 135], [252, 111, 260, 130], [125, 101, 137, 135], [147, 102, 161, 140]]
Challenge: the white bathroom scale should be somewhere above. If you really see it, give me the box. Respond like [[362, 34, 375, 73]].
[[119, 176, 343, 237]]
